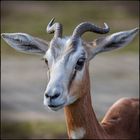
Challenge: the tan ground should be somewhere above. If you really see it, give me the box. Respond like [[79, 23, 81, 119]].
[[1, 52, 139, 122]]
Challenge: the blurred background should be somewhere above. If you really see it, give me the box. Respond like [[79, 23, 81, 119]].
[[1, 1, 139, 139]]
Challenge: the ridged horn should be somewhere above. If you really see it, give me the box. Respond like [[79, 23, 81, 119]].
[[46, 18, 63, 38], [72, 22, 110, 39]]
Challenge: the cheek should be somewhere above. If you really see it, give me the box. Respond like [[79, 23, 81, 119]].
[[69, 70, 85, 98], [69, 81, 80, 96]]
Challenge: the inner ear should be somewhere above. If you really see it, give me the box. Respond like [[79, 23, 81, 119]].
[[86, 28, 139, 60], [83, 41, 97, 60]]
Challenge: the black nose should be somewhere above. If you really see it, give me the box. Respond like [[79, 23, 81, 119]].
[[45, 92, 60, 100]]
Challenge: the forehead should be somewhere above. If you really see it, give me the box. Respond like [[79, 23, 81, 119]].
[[44, 38, 86, 62]]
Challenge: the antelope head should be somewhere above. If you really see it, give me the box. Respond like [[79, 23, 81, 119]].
[[1, 18, 138, 111]]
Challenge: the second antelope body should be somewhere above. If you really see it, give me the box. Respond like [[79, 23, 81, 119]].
[[1, 18, 139, 139]]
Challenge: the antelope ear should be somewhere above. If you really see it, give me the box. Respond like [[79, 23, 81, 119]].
[[1, 33, 49, 55], [87, 28, 139, 60]]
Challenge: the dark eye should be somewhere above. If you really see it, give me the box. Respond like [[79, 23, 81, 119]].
[[45, 59, 48, 65], [75, 58, 86, 71]]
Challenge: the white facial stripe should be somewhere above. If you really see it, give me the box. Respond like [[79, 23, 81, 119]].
[[44, 38, 68, 64], [46, 40, 85, 86], [70, 127, 86, 139], [44, 37, 87, 109], [64, 41, 86, 72]]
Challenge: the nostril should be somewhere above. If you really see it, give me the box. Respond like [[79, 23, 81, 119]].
[[45, 92, 60, 99], [45, 93, 50, 98], [51, 93, 60, 99]]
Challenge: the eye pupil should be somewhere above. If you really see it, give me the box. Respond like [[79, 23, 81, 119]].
[[75, 58, 85, 71], [45, 59, 48, 64]]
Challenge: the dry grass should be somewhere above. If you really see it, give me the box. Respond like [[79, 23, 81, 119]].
[[1, 120, 67, 139]]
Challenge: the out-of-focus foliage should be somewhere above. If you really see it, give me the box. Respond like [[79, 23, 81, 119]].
[[1, 1, 139, 58], [1, 121, 67, 139]]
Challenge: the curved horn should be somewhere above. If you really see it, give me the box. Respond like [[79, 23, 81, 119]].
[[46, 18, 63, 38], [72, 22, 110, 39]]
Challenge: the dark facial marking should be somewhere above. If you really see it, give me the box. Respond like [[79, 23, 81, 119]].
[[68, 70, 77, 92], [44, 59, 50, 80]]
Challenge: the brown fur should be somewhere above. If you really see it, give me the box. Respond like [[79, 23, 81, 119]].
[[64, 62, 139, 139], [102, 98, 139, 139]]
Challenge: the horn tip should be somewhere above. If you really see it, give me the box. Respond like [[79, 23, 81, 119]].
[[46, 17, 56, 33], [51, 17, 55, 22], [103, 22, 110, 32], [103, 22, 108, 28], [48, 17, 55, 26]]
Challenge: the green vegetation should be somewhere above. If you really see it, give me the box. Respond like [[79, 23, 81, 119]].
[[1, 120, 67, 139]]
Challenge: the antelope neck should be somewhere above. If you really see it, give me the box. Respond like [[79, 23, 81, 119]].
[[64, 66, 108, 139]]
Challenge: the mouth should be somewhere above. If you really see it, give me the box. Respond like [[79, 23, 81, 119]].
[[48, 103, 65, 111], [44, 94, 78, 111]]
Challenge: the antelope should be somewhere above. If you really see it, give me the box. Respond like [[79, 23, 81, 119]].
[[1, 18, 139, 139]]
